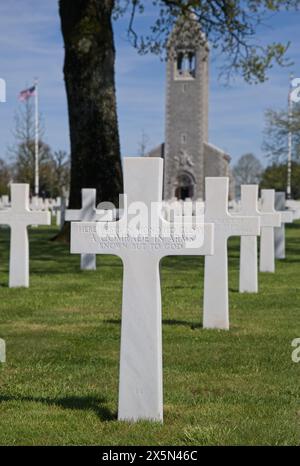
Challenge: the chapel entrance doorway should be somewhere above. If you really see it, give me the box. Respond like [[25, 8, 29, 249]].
[[175, 173, 194, 200]]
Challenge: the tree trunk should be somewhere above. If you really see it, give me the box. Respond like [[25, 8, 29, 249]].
[[59, 0, 123, 210]]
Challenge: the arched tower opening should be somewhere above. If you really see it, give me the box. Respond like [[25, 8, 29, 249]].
[[175, 172, 195, 200]]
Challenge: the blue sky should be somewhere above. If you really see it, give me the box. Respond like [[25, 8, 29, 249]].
[[0, 1, 299, 167]]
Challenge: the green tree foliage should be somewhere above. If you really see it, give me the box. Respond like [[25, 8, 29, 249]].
[[115, 0, 300, 83], [260, 162, 300, 199]]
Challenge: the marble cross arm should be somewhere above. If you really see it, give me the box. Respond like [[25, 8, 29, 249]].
[[204, 215, 260, 239], [65, 188, 113, 222], [71, 221, 215, 258], [260, 212, 281, 228], [26, 210, 50, 226], [71, 221, 123, 256], [204, 178, 260, 239], [233, 210, 280, 229], [65, 209, 84, 221], [280, 211, 293, 224], [157, 224, 214, 257], [66, 189, 113, 271], [65, 208, 113, 222], [0, 209, 50, 226], [0, 184, 51, 227], [237, 185, 281, 229]]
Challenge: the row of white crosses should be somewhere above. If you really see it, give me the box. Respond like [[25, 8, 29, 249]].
[[161, 185, 292, 327], [1, 193, 68, 229], [203, 178, 260, 329], [238, 187, 293, 292], [0, 167, 291, 414], [30, 196, 69, 228], [70, 160, 294, 421], [238, 186, 281, 293], [1, 194, 60, 213], [0, 184, 51, 287]]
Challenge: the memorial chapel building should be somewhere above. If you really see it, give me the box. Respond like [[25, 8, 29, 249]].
[[147, 16, 235, 200]]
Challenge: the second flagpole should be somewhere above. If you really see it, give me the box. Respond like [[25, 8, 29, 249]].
[[34, 78, 39, 197]]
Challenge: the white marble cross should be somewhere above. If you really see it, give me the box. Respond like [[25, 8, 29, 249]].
[[238, 185, 281, 293], [66, 189, 112, 270], [259, 189, 285, 272], [274, 192, 293, 260], [1, 195, 10, 208], [203, 178, 260, 330], [71, 157, 214, 422], [286, 200, 300, 220], [0, 184, 51, 287], [31, 196, 44, 211]]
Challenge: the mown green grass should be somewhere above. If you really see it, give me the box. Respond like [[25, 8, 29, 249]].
[[0, 222, 299, 445]]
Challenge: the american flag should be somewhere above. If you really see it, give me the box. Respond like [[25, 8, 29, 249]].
[[18, 85, 36, 101]]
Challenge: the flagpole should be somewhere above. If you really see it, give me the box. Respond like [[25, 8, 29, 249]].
[[34, 78, 39, 196], [287, 73, 293, 200]]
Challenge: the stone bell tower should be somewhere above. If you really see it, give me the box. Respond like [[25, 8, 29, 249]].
[[164, 16, 209, 200]]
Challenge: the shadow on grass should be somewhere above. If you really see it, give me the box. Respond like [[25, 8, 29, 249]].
[[229, 288, 239, 293], [105, 318, 202, 330], [163, 319, 202, 329], [0, 394, 116, 421]]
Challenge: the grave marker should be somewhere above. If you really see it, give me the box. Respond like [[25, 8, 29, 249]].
[[71, 158, 214, 422], [286, 200, 300, 220], [238, 185, 281, 293], [259, 189, 281, 273], [203, 178, 260, 330], [1, 195, 9, 208], [31, 196, 45, 211], [0, 184, 50, 287], [275, 192, 293, 259], [66, 189, 112, 270]]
